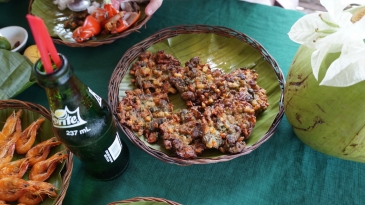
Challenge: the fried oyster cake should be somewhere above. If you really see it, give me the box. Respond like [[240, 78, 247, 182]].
[[169, 57, 269, 113], [118, 51, 269, 159], [159, 95, 256, 157], [130, 51, 181, 94], [202, 95, 256, 153], [117, 89, 173, 143], [159, 107, 206, 159], [222, 68, 269, 114], [169, 57, 224, 108]]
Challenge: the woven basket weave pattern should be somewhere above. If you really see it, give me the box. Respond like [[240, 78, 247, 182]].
[[108, 197, 182, 205], [108, 25, 285, 166]]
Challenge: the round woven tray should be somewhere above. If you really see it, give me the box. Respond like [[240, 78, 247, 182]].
[[108, 25, 285, 166], [0, 99, 73, 205], [28, 0, 152, 47], [108, 197, 181, 205]]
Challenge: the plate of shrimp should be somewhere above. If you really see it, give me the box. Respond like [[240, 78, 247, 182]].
[[0, 100, 73, 205]]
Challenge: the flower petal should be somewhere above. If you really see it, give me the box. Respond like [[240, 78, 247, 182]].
[[288, 13, 334, 48], [320, 0, 352, 27], [313, 24, 354, 53], [320, 60, 365, 87], [311, 47, 330, 80], [320, 41, 365, 87]]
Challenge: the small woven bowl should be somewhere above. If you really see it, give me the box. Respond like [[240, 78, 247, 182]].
[[108, 25, 285, 166], [108, 197, 181, 205], [0, 99, 73, 205], [28, 0, 152, 47]]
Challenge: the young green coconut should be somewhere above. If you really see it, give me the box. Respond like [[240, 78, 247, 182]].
[[284, 1, 365, 162]]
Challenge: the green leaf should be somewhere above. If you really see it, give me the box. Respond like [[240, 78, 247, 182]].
[[0, 108, 67, 205], [119, 33, 282, 158], [0, 49, 36, 100]]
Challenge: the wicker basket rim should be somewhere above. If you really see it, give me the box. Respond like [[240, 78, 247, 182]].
[[0, 99, 73, 205], [108, 24, 285, 166], [108, 197, 182, 205]]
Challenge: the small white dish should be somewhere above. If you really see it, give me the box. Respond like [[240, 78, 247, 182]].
[[0, 26, 28, 52]]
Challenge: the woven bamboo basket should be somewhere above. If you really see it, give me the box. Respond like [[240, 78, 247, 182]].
[[28, 0, 152, 47], [108, 25, 285, 166], [108, 197, 181, 205], [0, 99, 73, 205]]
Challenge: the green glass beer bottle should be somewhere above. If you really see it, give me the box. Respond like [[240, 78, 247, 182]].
[[33, 53, 130, 180]]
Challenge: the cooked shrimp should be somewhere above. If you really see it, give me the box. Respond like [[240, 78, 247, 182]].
[[0, 158, 30, 179], [0, 119, 20, 158], [15, 118, 45, 155], [0, 122, 20, 169], [0, 144, 15, 170], [29, 151, 68, 182], [0, 118, 22, 148], [0, 110, 22, 141], [25, 137, 62, 167], [17, 193, 43, 205], [0, 177, 32, 202], [17, 180, 58, 205], [0, 200, 9, 205]]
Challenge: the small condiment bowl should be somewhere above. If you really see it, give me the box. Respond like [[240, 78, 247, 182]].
[[0, 26, 28, 52]]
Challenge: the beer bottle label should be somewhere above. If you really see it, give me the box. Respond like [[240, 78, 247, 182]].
[[104, 132, 122, 163], [52, 106, 87, 128], [88, 87, 102, 107]]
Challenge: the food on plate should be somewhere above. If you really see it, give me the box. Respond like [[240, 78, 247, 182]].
[[117, 51, 269, 159], [15, 117, 45, 155], [29, 151, 68, 182], [130, 50, 181, 94], [159, 93, 257, 158], [18, 180, 58, 205], [0, 143, 16, 170], [0, 36, 11, 51], [0, 158, 30, 179], [201, 96, 256, 153], [117, 89, 173, 143], [0, 110, 65, 204], [226, 68, 269, 114], [0, 110, 22, 140], [159, 107, 206, 159], [169, 57, 225, 107], [0, 177, 32, 202], [64, 9, 89, 30], [26, 137, 62, 166], [0, 36, 20, 51], [170, 57, 269, 113], [57, 1, 142, 43]]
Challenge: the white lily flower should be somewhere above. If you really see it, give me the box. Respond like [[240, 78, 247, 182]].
[[288, 0, 365, 87], [320, 17, 365, 86]]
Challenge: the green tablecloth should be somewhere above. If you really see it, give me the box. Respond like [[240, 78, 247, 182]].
[[1, 0, 365, 204]]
